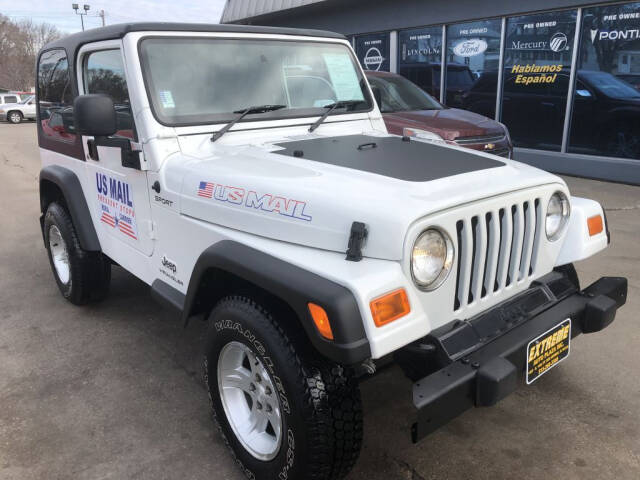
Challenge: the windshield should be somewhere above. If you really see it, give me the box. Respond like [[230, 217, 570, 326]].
[[139, 37, 372, 126], [580, 71, 640, 100], [20, 96, 34, 104], [368, 74, 442, 112]]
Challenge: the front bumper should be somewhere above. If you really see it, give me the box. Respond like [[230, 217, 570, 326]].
[[411, 271, 627, 443]]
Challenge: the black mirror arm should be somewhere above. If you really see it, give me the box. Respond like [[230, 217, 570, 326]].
[[91, 136, 141, 170]]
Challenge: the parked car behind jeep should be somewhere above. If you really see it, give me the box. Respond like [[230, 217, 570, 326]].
[[0, 95, 37, 124], [366, 71, 512, 157]]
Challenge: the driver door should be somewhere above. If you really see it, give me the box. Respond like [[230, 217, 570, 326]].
[[78, 43, 154, 256]]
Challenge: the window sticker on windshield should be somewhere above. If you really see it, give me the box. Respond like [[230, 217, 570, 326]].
[[159, 90, 175, 109], [323, 53, 365, 102]]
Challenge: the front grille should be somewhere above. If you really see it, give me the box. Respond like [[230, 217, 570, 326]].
[[454, 134, 506, 145], [453, 198, 543, 311]]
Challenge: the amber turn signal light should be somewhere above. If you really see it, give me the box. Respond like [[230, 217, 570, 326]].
[[308, 303, 333, 340], [370, 288, 410, 327], [587, 214, 604, 237]]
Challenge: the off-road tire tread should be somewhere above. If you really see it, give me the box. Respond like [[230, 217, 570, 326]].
[[44, 202, 110, 305], [205, 296, 363, 480]]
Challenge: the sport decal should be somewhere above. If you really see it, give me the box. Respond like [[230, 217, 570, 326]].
[[196, 181, 312, 222], [96, 172, 139, 240]]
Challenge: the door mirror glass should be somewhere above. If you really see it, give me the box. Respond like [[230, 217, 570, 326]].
[[74, 94, 117, 137]]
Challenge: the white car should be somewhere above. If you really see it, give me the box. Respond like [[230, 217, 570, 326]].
[[36, 24, 627, 480], [0, 95, 36, 123]]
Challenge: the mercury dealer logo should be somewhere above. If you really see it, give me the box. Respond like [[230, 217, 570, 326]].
[[549, 32, 568, 52], [364, 47, 384, 71]]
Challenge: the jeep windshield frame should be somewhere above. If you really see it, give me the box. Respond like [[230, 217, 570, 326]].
[[138, 36, 374, 127]]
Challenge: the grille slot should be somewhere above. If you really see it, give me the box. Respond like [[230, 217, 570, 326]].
[[454, 198, 542, 311]]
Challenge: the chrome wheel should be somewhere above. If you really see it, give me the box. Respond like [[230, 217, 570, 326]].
[[48, 225, 70, 285], [8, 112, 21, 123], [217, 341, 282, 461]]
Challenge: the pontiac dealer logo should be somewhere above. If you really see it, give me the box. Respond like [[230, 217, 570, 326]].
[[549, 32, 568, 52], [364, 47, 384, 71], [591, 28, 640, 42], [453, 38, 487, 57]]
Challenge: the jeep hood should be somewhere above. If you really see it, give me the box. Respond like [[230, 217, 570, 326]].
[[175, 133, 563, 261]]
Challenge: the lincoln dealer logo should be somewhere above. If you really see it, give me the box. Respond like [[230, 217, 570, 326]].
[[364, 47, 384, 71], [453, 38, 487, 57], [549, 32, 568, 52]]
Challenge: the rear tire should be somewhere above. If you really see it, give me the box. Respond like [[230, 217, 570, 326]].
[[203, 296, 363, 480], [44, 202, 111, 304], [7, 111, 22, 124]]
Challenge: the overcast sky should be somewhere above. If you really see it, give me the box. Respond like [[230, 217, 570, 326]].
[[0, 0, 227, 33]]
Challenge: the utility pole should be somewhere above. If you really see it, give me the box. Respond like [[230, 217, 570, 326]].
[[72, 4, 91, 31], [98, 9, 105, 27]]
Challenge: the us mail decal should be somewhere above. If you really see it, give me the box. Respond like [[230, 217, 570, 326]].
[[96, 173, 139, 240], [197, 181, 312, 222]]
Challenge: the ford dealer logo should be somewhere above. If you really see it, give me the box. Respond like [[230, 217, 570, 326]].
[[453, 39, 488, 57], [549, 32, 568, 52], [364, 47, 384, 71]]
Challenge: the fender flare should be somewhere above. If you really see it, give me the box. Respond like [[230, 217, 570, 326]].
[[39, 165, 101, 251], [182, 240, 371, 365]]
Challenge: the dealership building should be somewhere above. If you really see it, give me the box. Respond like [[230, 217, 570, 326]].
[[221, 0, 640, 184]]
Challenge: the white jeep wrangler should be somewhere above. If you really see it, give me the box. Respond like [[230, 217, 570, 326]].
[[37, 23, 627, 480]]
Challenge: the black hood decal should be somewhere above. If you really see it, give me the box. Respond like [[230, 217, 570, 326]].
[[274, 134, 505, 182]]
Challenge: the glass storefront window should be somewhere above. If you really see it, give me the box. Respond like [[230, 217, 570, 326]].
[[501, 10, 577, 151], [569, 3, 640, 159], [397, 26, 443, 98], [445, 19, 501, 116], [355, 32, 391, 72]]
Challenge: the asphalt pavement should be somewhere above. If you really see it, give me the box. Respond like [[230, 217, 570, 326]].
[[1, 122, 638, 480]]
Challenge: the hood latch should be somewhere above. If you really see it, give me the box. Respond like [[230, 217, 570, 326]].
[[346, 221, 368, 262]]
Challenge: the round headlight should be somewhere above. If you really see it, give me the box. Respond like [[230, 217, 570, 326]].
[[411, 228, 454, 290], [546, 192, 570, 241]]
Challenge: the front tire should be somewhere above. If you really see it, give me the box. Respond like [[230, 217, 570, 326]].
[[7, 111, 22, 124], [44, 202, 111, 304], [204, 296, 363, 480]]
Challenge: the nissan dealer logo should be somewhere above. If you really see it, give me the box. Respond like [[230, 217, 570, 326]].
[[364, 47, 384, 71], [549, 32, 568, 52], [453, 39, 488, 57]]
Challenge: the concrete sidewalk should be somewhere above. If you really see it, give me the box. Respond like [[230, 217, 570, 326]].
[[0, 122, 638, 480]]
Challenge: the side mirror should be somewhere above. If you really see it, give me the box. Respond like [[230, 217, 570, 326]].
[[73, 94, 117, 137], [74, 94, 140, 170]]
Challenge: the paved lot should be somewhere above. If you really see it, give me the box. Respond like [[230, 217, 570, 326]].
[[0, 122, 639, 480]]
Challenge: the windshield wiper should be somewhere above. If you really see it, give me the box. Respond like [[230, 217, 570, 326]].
[[308, 100, 363, 133], [211, 104, 286, 142]]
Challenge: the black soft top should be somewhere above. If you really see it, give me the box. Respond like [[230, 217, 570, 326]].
[[41, 22, 346, 56]]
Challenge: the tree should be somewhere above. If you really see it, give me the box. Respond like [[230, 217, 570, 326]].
[[0, 14, 63, 91]]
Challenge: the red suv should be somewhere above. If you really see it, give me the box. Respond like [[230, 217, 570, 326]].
[[366, 71, 513, 158]]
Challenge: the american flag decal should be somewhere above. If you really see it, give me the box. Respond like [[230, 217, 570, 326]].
[[117, 217, 138, 240], [100, 212, 116, 227], [198, 181, 215, 198]]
